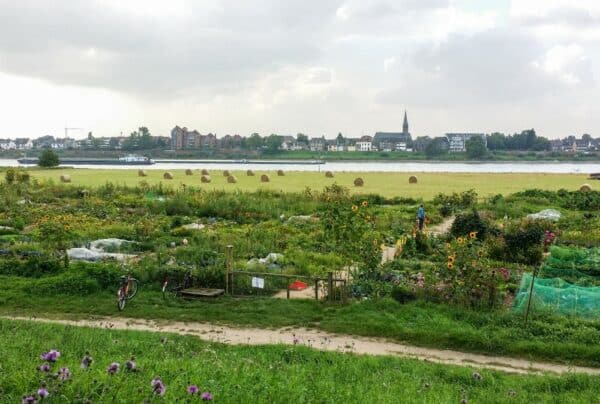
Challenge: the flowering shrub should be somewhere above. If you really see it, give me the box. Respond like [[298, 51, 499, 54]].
[[436, 232, 511, 308]]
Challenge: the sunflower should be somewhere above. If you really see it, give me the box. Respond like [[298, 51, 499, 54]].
[[445, 242, 452, 250], [361, 200, 369, 207], [447, 262, 454, 269], [477, 250, 484, 257], [457, 237, 465, 244], [351, 205, 358, 212], [447, 255, 455, 263], [469, 231, 477, 239]]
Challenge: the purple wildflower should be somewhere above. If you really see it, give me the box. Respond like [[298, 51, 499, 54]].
[[57, 367, 71, 381], [80, 352, 93, 369], [125, 357, 136, 371], [107, 362, 120, 375], [38, 363, 51, 373], [37, 388, 49, 399], [40, 350, 60, 363], [187, 385, 199, 395], [22, 396, 37, 404], [201, 392, 213, 401], [151, 377, 166, 396]]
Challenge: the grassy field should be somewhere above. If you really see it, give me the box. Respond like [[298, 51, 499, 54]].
[[3, 318, 600, 403], [18, 168, 591, 199], [2, 287, 600, 367]]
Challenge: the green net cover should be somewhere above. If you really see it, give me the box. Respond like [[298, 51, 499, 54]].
[[514, 273, 600, 318], [514, 246, 600, 318]]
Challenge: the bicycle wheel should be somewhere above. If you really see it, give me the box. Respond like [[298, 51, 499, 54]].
[[117, 290, 127, 311], [126, 278, 139, 300]]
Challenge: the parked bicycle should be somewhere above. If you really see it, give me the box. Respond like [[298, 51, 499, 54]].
[[117, 274, 139, 311], [161, 270, 193, 301]]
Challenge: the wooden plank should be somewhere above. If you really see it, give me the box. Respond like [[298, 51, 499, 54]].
[[180, 288, 225, 297]]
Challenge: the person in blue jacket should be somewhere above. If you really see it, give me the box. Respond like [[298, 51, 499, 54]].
[[417, 204, 425, 231]]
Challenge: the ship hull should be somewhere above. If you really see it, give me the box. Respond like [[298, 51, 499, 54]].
[[17, 158, 155, 165]]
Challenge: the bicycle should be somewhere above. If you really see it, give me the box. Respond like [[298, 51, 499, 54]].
[[117, 274, 139, 311], [162, 271, 193, 301]]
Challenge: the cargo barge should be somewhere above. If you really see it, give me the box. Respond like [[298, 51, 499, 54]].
[[18, 155, 155, 165]]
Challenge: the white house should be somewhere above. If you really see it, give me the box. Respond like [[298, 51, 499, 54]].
[[15, 138, 33, 150], [356, 136, 373, 151], [0, 139, 16, 150]]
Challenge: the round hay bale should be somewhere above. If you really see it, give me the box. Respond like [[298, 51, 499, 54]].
[[201, 169, 209, 175], [138, 169, 147, 177], [227, 175, 237, 183], [246, 169, 255, 176], [60, 174, 71, 183], [185, 169, 193, 176], [409, 175, 418, 184], [223, 170, 231, 177], [201, 175, 211, 183], [260, 174, 270, 183], [325, 171, 334, 178], [353, 177, 364, 187], [580, 184, 592, 192], [163, 172, 174, 180], [277, 169, 285, 176]]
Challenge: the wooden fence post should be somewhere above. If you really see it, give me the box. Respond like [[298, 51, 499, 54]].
[[226, 245, 233, 295], [524, 265, 541, 326], [327, 272, 333, 302]]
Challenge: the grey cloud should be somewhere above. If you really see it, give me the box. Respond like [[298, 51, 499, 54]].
[[517, 7, 600, 29], [376, 28, 594, 107], [0, 0, 341, 96]]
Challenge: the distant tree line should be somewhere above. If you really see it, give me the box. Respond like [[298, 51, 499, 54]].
[[486, 129, 550, 151]]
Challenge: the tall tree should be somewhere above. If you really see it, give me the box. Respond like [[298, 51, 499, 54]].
[[465, 136, 487, 159]]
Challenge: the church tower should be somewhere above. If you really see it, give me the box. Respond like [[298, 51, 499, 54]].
[[402, 110, 409, 136]]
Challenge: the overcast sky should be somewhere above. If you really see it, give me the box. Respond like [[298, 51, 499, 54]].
[[1, 0, 599, 139]]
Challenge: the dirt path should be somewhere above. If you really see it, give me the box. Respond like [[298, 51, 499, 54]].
[[6, 315, 599, 376], [428, 216, 455, 235]]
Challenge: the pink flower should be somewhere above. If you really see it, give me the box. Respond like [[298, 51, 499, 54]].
[[201, 392, 213, 401]]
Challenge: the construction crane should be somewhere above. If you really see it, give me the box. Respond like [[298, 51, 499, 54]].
[[64, 127, 83, 139]]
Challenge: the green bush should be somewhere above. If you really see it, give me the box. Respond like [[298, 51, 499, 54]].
[[391, 285, 417, 304], [450, 209, 492, 240], [0, 256, 63, 277], [503, 219, 551, 265], [25, 271, 100, 295]]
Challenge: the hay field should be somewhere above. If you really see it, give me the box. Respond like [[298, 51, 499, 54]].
[[21, 168, 591, 198]]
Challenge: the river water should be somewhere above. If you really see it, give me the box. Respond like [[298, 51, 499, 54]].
[[1, 159, 599, 174]]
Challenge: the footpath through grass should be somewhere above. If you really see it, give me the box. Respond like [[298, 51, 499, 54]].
[[2, 289, 600, 368], [2, 318, 600, 403], [23, 168, 589, 199]]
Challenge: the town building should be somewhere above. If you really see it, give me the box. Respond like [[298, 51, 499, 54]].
[[309, 136, 326, 151], [445, 133, 486, 152], [372, 111, 413, 151], [356, 136, 373, 152]]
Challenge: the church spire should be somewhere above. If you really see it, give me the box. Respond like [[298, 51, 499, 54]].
[[402, 110, 409, 135]]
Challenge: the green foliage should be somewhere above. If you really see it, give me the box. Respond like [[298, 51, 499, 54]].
[[450, 209, 492, 240], [38, 149, 60, 167], [503, 219, 552, 265], [465, 136, 487, 159], [425, 137, 448, 158], [391, 285, 417, 304]]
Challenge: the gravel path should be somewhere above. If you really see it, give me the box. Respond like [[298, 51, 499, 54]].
[[6, 315, 599, 376]]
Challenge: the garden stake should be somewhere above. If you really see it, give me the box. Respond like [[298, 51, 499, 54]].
[[226, 245, 233, 295], [524, 264, 542, 326]]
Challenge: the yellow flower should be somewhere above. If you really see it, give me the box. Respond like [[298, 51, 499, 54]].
[[362, 200, 369, 207], [457, 237, 465, 244], [477, 250, 484, 257], [471, 260, 477, 267], [445, 242, 452, 250], [447, 255, 455, 263], [469, 231, 477, 239], [380, 243, 386, 251], [447, 262, 454, 270], [351, 205, 358, 212]]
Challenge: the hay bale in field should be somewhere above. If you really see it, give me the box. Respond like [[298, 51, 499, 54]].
[[60, 174, 71, 183], [353, 177, 364, 187], [409, 175, 418, 184], [247, 169, 255, 176], [185, 169, 193, 176], [260, 174, 270, 183], [163, 172, 174, 180], [277, 169, 285, 176], [223, 170, 231, 177], [325, 171, 334, 178], [138, 169, 147, 177], [201, 169, 209, 175], [580, 183, 592, 192], [201, 175, 211, 183], [227, 175, 237, 183]]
